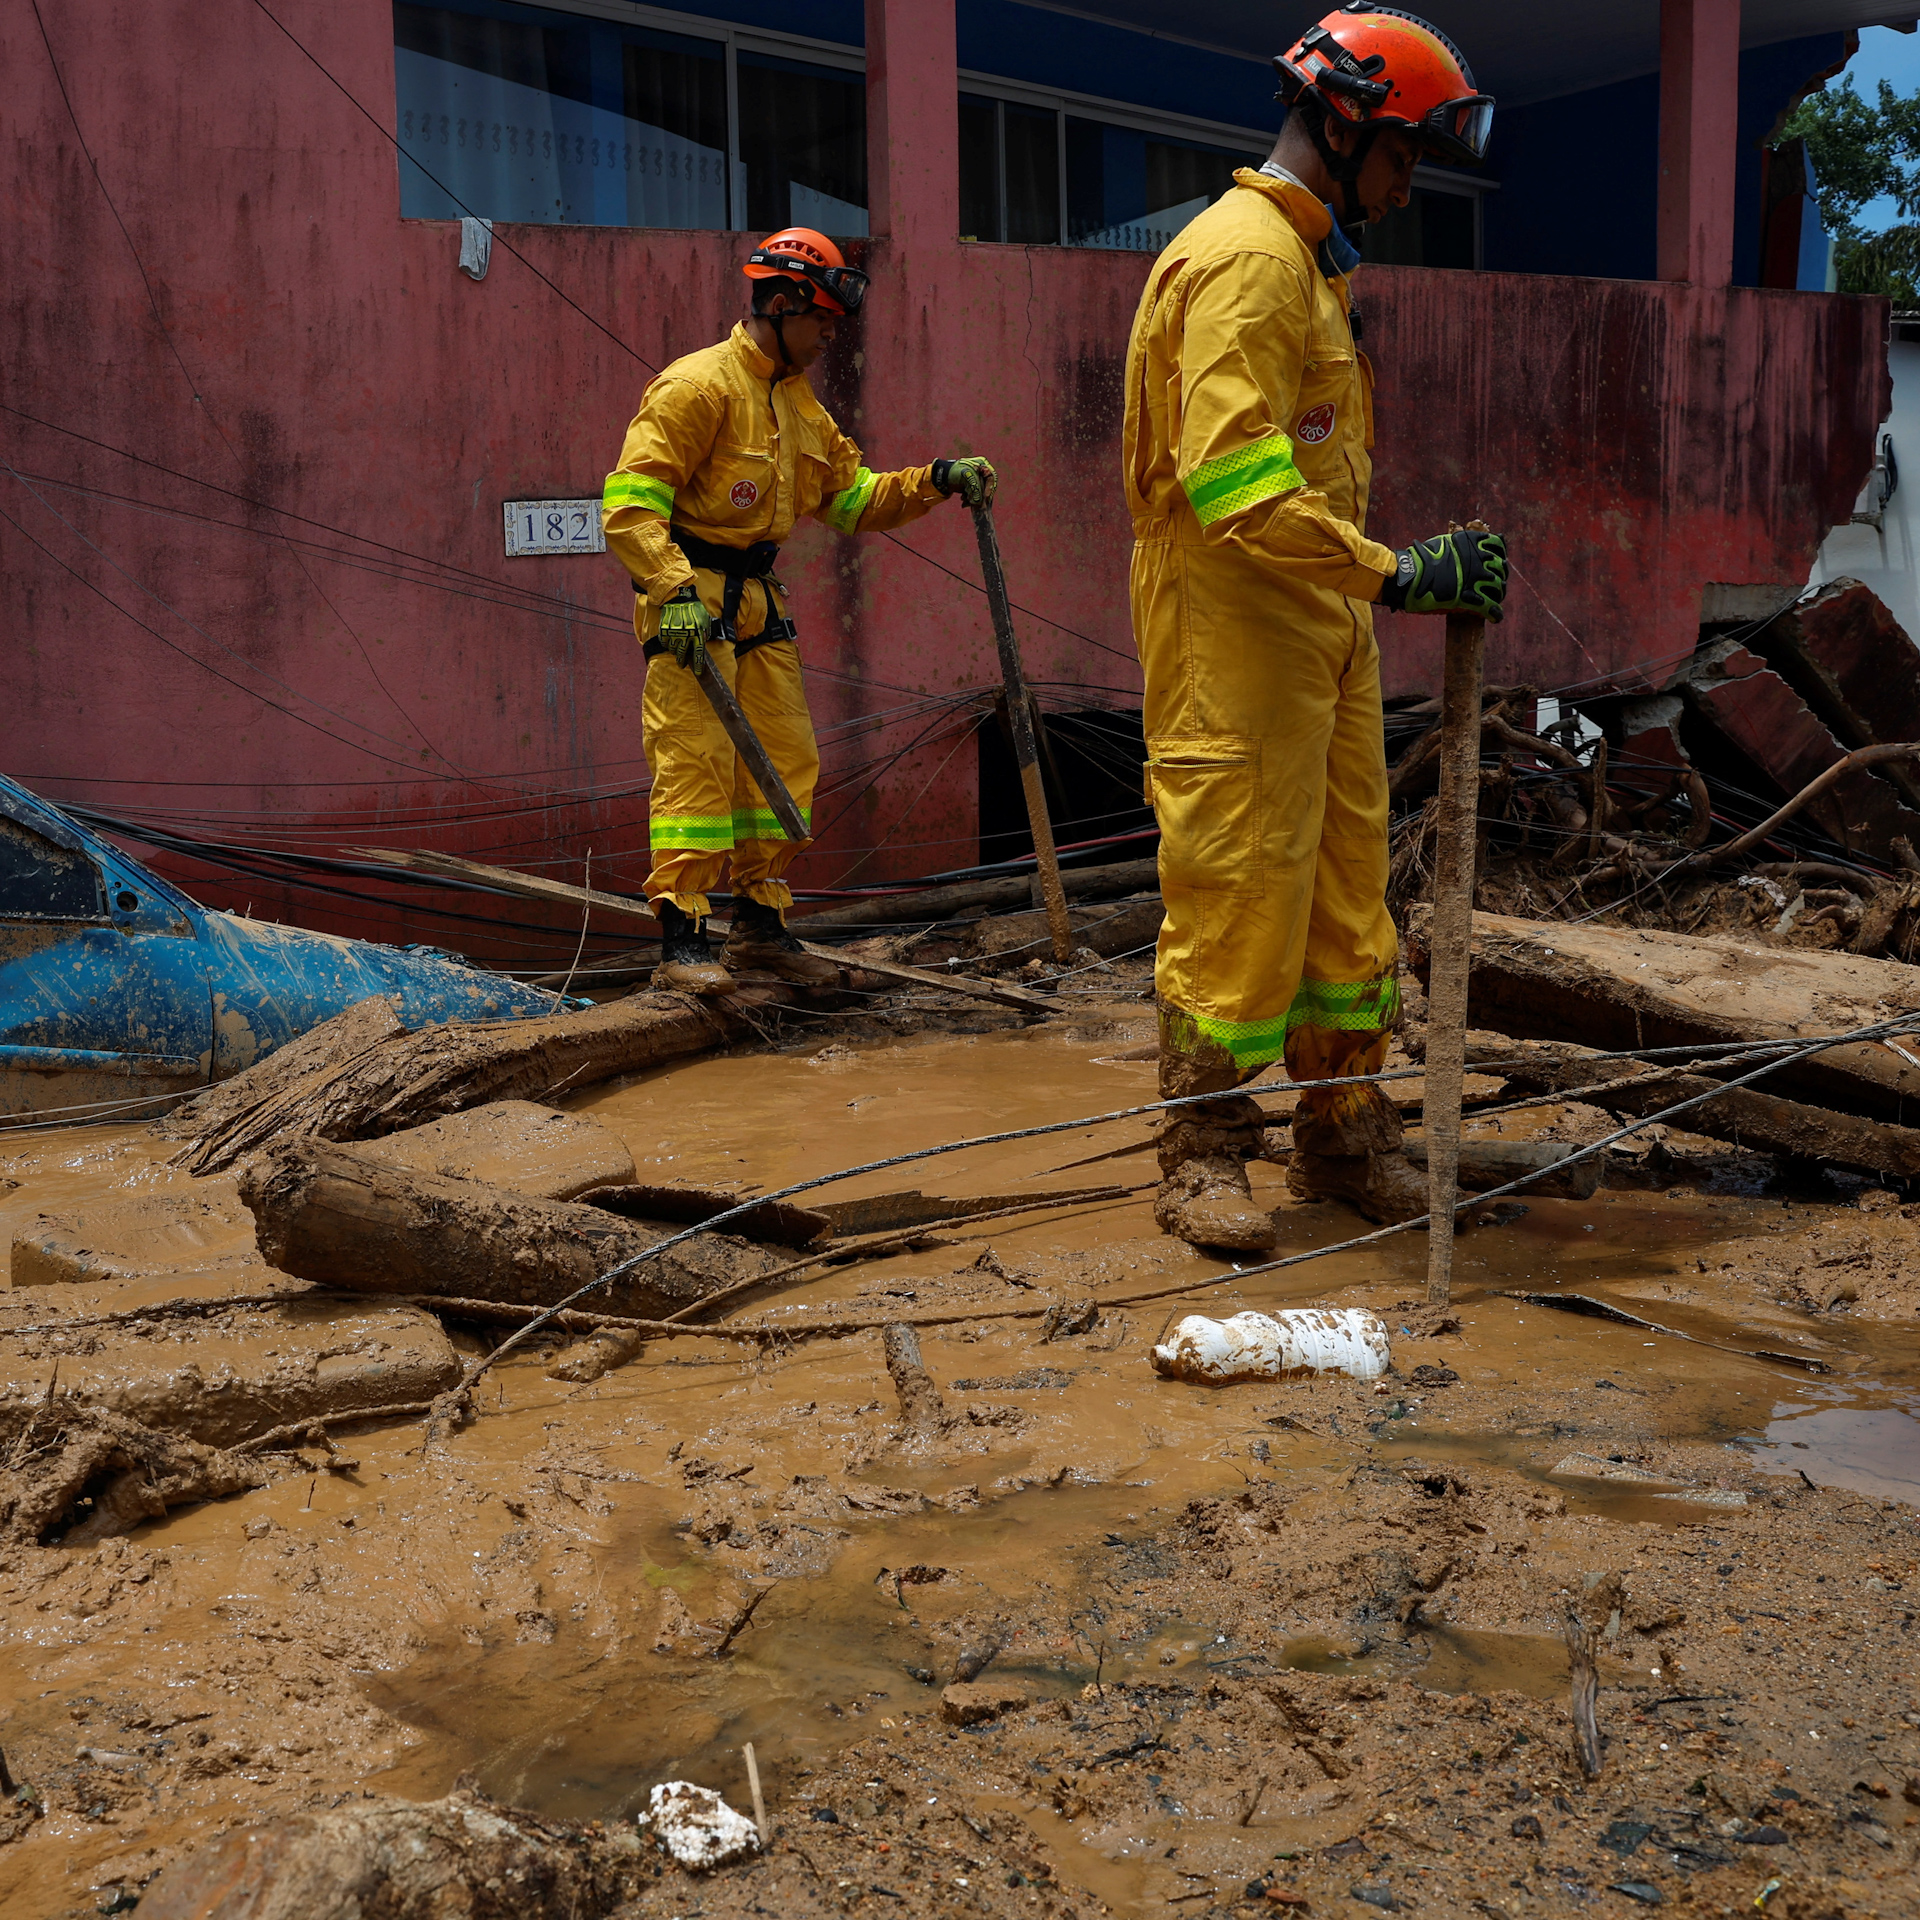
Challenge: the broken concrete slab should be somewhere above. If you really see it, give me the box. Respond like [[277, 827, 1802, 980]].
[[1749, 578, 1920, 816], [0, 1298, 462, 1448], [240, 1140, 781, 1319], [1682, 639, 1920, 859], [354, 1100, 634, 1202], [9, 1182, 270, 1291], [1406, 911, 1920, 1123]]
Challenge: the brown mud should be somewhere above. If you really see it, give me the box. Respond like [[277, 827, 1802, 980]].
[[2, 984, 1919, 1917]]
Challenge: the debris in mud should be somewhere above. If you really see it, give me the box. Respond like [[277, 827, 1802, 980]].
[[1152, 1309, 1392, 1384], [0, 1401, 264, 1546], [239, 1138, 781, 1317], [941, 1678, 1031, 1724], [640, 1779, 762, 1869], [0, 1298, 461, 1447], [164, 987, 795, 1175], [135, 1784, 644, 1920]]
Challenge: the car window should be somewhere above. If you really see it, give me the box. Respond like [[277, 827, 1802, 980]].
[[0, 817, 106, 920]]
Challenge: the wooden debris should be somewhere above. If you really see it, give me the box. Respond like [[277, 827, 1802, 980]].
[[352, 1099, 634, 1201], [1406, 911, 1920, 1122], [167, 986, 789, 1176], [882, 1322, 954, 1436], [1564, 1572, 1622, 1780], [239, 1140, 780, 1320], [588, 1182, 831, 1247], [1467, 1036, 1920, 1182], [796, 939, 1060, 1014]]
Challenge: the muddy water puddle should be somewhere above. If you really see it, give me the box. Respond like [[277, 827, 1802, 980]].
[[8, 1017, 1920, 1912]]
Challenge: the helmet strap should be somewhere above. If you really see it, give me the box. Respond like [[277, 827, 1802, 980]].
[[1299, 95, 1379, 233]]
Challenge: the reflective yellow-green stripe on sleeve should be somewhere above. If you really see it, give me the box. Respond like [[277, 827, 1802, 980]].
[[1180, 435, 1305, 528], [820, 466, 879, 534], [602, 471, 676, 519]]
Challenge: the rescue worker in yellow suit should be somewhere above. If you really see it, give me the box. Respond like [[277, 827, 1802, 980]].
[[1125, 5, 1509, 1251], [602, 229, 995, 993]]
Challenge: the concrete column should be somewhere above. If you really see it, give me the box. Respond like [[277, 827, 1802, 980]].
[[1656, 0, 1742, 287], [865, 0, 958, 248]]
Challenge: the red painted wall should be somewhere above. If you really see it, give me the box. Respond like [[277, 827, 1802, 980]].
[[1, 0, 1887, 962]]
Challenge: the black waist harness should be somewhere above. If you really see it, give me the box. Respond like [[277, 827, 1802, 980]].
[[638, 526, 798, 658]]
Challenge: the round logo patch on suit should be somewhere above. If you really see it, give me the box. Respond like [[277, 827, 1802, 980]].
[[730, 480, 760, 509], [1297, 402, 1337, 445]]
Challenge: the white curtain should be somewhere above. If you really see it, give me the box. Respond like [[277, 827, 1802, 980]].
[[396, 47, 724, 229]]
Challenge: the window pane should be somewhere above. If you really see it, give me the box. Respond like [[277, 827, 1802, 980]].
[[1067, 118, 1254, 251], [394, 2, 725, 229], [1004, 105, 1060, 245], [622, 37, 728, 230], [959, 93, 1000, 242], [737, 50, 868, 237]]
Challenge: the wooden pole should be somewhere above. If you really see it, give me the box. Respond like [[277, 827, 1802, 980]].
[[1424, 609, 1486, 1306], [971, 502, 1074, 963]]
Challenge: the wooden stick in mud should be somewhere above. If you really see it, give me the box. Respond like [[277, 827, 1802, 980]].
[[743, 1743, 769, 1843], [1425, 603, 1487, 1306], [1564, 1571, 1621, 1780], [972, 500, 1074, 963], [882, 1322, 954, 1436]]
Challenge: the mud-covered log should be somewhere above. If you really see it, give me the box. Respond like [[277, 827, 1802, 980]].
[[1467, 1038, 1920, 1180], [137, 1786, 642, 1920], [166, 985, 791, 1175], [1406, 910, 1920, 1123], [239, 1141, 781, 1319]]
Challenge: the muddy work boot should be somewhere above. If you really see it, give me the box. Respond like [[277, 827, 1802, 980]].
[[720, 897, 842, 988], [1286, 1078, 1426, 1226], [1285, 1149, 1431, 1225], [652, 901, 737, 997], [1152, 1033, 1278, 1252]]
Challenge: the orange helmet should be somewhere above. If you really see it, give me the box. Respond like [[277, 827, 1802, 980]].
[[743, 227, 869, 316], [1275, 6, 1493, 167]]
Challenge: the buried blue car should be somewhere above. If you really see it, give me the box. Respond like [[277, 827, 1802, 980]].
[[1, 774, 570, 1125]]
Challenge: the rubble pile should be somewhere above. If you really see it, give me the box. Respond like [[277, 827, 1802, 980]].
[[1387, 578, 1920, 962]]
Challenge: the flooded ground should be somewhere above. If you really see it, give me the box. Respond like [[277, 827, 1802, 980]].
[[3, 997, 1920, 1915]]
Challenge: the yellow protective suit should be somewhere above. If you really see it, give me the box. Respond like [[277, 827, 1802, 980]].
[[603, 321, 943, 917], [1123, 169, 1402, 1145]]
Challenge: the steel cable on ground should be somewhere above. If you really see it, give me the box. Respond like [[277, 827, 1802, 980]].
[[447, 1012, 1920, 1387]]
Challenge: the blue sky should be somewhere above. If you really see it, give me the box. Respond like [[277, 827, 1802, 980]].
[[1836, 25, 1920, 231]]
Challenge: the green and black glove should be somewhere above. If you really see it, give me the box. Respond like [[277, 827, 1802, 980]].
[[1378, 529, 1509, 621], [931, 455, 997, 508], [657, 582, 714, 671]]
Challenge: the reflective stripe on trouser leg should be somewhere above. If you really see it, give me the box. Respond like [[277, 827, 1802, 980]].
[[728, 639, 819, 913], [1135, 534, 1397, 1079], [641, 636, 741, 919]]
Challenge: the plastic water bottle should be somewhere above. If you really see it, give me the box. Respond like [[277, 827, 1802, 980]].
[[1151, 1308, 1391, 1384]]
